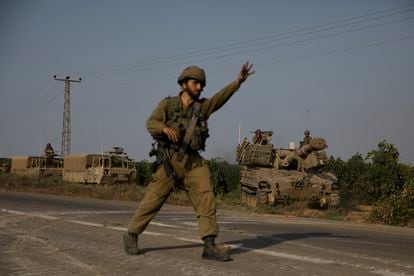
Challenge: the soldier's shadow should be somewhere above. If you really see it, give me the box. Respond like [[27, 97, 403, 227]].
[[139, 243, 202, 254], [138, 232, 351, 255], [226, 232, 352, 256]]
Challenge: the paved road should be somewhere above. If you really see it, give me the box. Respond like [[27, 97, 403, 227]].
[[0, 191, 413, 276]]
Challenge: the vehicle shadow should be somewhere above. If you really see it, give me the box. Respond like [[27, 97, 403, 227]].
[[226, 232, 352, 256]]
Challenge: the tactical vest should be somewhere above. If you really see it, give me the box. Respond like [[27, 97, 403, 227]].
[[164, 96, 209, 151]]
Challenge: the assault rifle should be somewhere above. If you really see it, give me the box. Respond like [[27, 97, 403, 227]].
[[149, 143, 182, 183]]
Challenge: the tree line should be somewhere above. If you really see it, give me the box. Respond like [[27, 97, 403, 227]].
[[324, 140, 413, 226]]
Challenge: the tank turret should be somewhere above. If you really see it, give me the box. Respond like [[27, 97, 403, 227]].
[[280, 138, 327, 168]]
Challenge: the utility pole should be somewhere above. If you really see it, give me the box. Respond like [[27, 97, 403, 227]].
[[54, 75, 81, 158]]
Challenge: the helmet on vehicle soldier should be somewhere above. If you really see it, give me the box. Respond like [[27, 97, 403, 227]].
[[304, 130, 310, 135], [177, 66, 206, 87]]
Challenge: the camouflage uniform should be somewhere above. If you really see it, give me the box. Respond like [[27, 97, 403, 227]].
[[127, 80, 241, 238], [302, 130, 312, 147], [44, 143, 55, 157]]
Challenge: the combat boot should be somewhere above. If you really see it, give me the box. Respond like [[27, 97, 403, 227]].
[[123, 232, 140, 255], [202, 235, 231, 262]]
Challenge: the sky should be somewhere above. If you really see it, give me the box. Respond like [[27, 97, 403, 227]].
[[1, 0, 413, 164]]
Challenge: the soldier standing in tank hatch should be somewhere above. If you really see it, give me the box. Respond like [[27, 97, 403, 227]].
[[44, 143, 55, 157], [124, 62, 254, 261], [300, 130, 312, 147]]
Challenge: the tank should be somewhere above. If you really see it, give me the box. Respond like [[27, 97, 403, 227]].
[[236, 130, 339, 208], [63, 147, 136, 185]]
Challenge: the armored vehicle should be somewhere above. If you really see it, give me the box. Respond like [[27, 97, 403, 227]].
[[10, 144, 63, 177], [63, 147, 136, 184], [236, 130, 339, 208]]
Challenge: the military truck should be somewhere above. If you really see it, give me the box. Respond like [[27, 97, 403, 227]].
[[236, 130, 339, 208], [63, 147, 136, 184], [10, 143, 63, 177], [11, 156, 63, 177]]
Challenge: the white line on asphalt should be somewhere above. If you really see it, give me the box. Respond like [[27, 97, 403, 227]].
[[150, 222, 181, 228], [228, 244, 334, 264], [296, 242, 414, 269], [1, 208, 409, 276], [2, 209, 60, 220], [39, 210, 135, 215], [67, 219, 104, 228]]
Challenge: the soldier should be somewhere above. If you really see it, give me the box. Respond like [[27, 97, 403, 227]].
[[124, 62, 254, 261], [262, 131, 273, 145], [252, 129, 262, 144], [300, 130, 312, 147], [44, 143, 55, 157]]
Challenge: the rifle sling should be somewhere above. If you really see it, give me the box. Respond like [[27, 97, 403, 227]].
[[157, 145, 182, 184], [176, 102, 201, 162]]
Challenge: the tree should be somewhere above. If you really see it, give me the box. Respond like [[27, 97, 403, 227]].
[[325, 154, 368, 204], [325, 140, 413, 205], [206, 158, 240, 195], [363, 140, 404, 202], [135, 160, 153, 186]]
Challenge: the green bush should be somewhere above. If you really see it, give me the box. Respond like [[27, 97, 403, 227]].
[[368, 182, 414, 226], [324, 140, 414, 226], [325, 140, 413, 205], [134, 160, 153, 186], [361, 141, 406, 202], [205, 158, 240, 195]]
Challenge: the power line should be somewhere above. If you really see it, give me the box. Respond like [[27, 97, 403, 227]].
[[79, 34, 414, 91], [30, 89, 65, 113], [0, 89, 65, 130], [258, 35, 414, 67], [63, 3, 414, 77], [0, 78, 53, 118], [0, 82, 60, 121], [4, 33, 413, 131], [207, 16, 414, 63], [3, 34, 413, 132], [18, 83, 61, 114], [5, 4, 414, 123], [79, 15, 414, 80]]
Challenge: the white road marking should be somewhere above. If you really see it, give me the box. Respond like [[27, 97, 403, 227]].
[[1, 208, 410, 276], [150, 222, 181, 228], [182, 221, 197, 227], [38, 210, 135, 215], [2, 209, 60, 220], [228, 244, 334, 264], [296, 242, 414, 269]]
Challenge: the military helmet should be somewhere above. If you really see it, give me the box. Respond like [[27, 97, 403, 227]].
[[177, 66, 206, 87], [304, 130, 310, 135]]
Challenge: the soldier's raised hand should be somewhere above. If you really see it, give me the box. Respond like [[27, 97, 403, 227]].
[[237, 61, 255, 84]]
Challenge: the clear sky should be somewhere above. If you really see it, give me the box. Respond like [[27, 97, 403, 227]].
[[1, 0, 413, 164]]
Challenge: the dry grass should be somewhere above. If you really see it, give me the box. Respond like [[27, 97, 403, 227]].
[[0, 174, 192, 205], [0, 174, 347, 221]]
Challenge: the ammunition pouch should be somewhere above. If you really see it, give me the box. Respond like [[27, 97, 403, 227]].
[[189, 122, 209, 151], [163, 121, 209, 152], [164, 96, 210, 153]]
